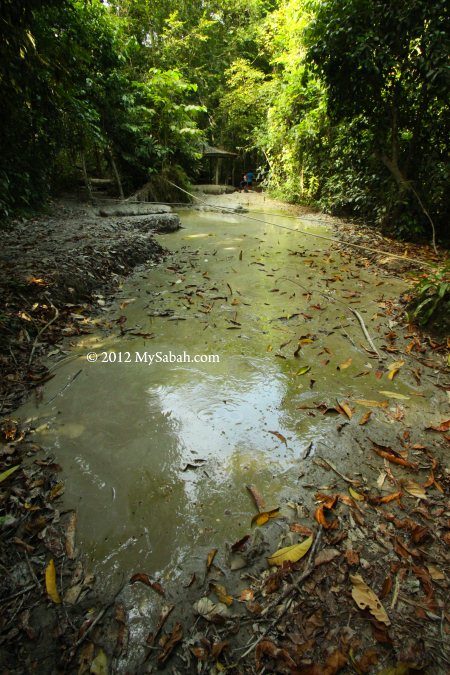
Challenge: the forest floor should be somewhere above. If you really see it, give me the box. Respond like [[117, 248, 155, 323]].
[[0, 191, 449, 674]]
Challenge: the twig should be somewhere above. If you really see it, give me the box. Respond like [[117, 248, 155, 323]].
[[28, 303, 59, 366], [278, 277, 383, 359], [45, 369, 82, 405], [0, 584, 36, 605], [313, 454, 361, 485], [238, 527, 324, 661]]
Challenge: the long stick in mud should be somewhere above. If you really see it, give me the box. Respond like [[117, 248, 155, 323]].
[[278, 276, 384, 360]]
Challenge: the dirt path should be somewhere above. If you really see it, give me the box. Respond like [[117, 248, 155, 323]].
[[1, 192, 449, 674]]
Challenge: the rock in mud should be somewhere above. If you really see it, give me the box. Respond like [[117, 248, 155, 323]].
[[124, 213, 182, 233], [99, 203, 172, 217]]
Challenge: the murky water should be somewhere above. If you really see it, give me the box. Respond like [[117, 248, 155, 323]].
[[17, 205, 441, 658]]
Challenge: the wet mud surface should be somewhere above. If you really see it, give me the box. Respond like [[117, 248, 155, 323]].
[[1, 193, 449, 673]]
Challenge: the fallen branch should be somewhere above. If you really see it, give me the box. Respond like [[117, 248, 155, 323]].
[[278, 277, 383, 360], [28, 303, 59, 366]]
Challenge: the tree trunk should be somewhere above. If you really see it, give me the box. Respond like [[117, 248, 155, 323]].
[[107, 146, 124, 200], [81, 153, 93, 202]]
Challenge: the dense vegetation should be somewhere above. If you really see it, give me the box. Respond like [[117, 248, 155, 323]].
[[1, 0, 449, 242]]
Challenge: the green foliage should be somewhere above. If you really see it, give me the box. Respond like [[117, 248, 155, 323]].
[[409, 262, 450, 326]]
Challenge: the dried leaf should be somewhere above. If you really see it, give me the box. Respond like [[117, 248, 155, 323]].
[[349, 487, 365, 502], [338, 400, 353, 419], [45, 559, 61, 604], [90, 649, 108, 675], [130, 573, 165, 596], [246, 484, 266, 511], [65, 511, 77, 559], [206, 548, 218, 572], [338, 357, 352, 370], [372, 444, 418, 470], [314, 547, 341, 567], [289, 523, 313, 536], [426, 419, 450, 432], [267, 535, 313, 566], [193, 597, 230, 621], [251, 508, 280, 527], [255, 640, 297, 671], [378, 391, 410, 400], [402, 479, 427, 500], [350, 574, 390, 625], [359, 411, 372, 425], [355, 399, 388, 408], [210, 582, 233, 606], [157, 623, 183, 664], [387, 360, 404, 380], [268, 430, 287, 446]]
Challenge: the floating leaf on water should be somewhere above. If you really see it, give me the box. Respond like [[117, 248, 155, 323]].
[[296, 365, 311, 376], [45, 559, 61, 604], [267, 535, 313, 566], [337, 357, 352, 370], [251, 508, 280, 527], [268, 430, 288, 446], [350, 574, 390, 625]]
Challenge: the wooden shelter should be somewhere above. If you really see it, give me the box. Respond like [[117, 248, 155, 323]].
[[202, 144, 237, 185]]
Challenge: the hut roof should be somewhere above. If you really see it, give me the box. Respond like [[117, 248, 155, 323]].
[[202, 144, 237, 158]]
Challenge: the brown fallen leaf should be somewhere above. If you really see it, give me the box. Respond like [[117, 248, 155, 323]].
[[255, 640, 297, 671], [426, 419, 450, 432], [314, 547, 341, 567], [402, 479, 427, 500], [338, 400, 353, 419], [315, 503, 339, 529], [130, 573, 165, 596], [289, 523, 313, 536], [157, 623, 183, 665], [210, 582, 233, 606], [246, 484, 266, 511], [372, 443, 418, 470], [359, 410, 372, 425], [206, 548, 218, 572], [65, 511, 77, 560], [268, 430, 288, 446], [355, 398, 389, 408], [350, 574, 390, 625], [231, 535, 250, 552], [369, 491, 402, 505]]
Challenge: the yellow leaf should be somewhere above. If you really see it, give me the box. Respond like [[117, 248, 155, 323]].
[[349, 487, 365, 502], [90, 648, 108, 675], [251, 508, 280, 527], [0, 464, 20, 483], [350, 574, 390, 625], [296, 365, 311, 376], [267, 535, 313, 567], [387, 361, 404, 381], [45, 559, 61, 604], [267, 344, 273, 352], [210, 583, 233, 606], [402, 479, 427, 500], [338, 357, 352, 370], [338, 401, 353, 419], [379, 391, 410, 400], [355, 399, 388, 408], [359, 410, 372, 425]]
